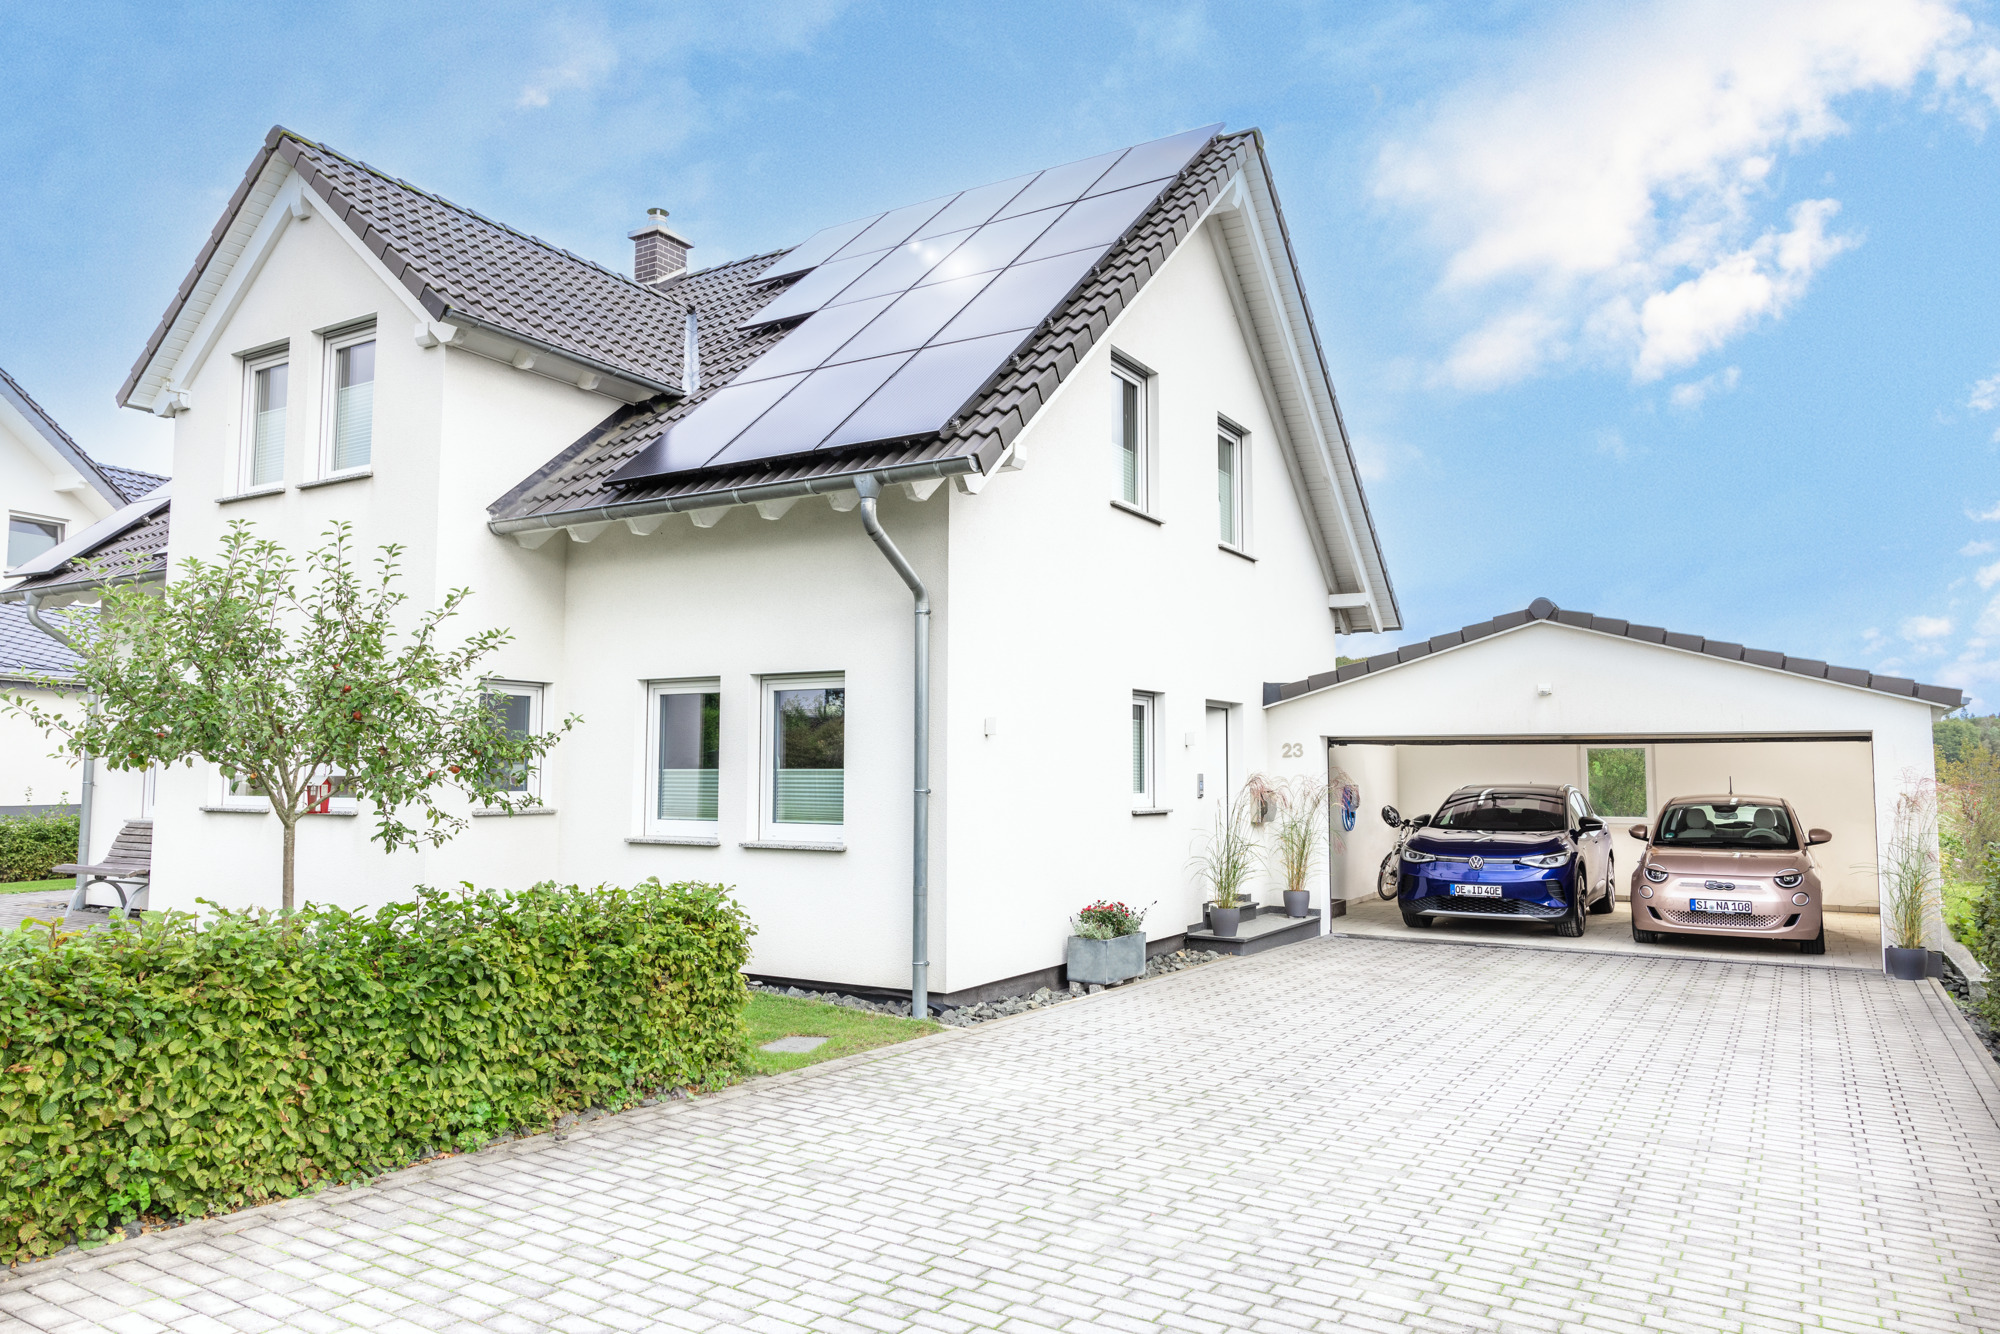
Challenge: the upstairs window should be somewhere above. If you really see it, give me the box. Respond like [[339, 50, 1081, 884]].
[[7, 514, 63, 568], [327, 331, 376, 473], [1217, 424, 1244, 547], [243, 351, 289, 489], [650, 680, 720, 831], [767, 676, 844, 835], [1113, 359, 1151, 511]]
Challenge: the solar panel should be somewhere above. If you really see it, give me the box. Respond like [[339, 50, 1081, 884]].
[[610, 123, 1223, 490]]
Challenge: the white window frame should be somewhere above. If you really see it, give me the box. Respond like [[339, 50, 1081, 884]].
[[1131, 691, 1159, 810], [239, 346, 291, 492], [219, 769, 273, 812], [216, 765, 357, 815], [484, 680, 546, 803], [646, 677, 722, 837], [760, 673, 846, 843], [1217, 419, 1249, 551], [6, 511, 66, 570], [1112, 356, 1154, 514], [319, 323, 378, 479]]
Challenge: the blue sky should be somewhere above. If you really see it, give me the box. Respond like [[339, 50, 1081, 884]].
[[4, 0, 1999, 706]]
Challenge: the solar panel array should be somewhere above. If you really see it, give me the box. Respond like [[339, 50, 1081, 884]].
[[609, 124, 1223, 487]]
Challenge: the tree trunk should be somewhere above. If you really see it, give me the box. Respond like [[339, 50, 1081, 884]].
[[280, 813, 297, 911]]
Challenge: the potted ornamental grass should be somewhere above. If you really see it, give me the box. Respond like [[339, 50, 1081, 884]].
[[1192, 791, 1258, 937], [1882, 784, 1942, 980], [1067, 900, 1149, 986], [1253, 773, 1328, 918]]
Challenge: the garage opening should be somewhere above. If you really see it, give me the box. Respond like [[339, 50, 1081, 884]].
[[1327, 735, 1879, 913]]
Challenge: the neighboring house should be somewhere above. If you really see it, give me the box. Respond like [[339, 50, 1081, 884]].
[[0, 367, 165, 810], [2, 123, 1395, 1001]]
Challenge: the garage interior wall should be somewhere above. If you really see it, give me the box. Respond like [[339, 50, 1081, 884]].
[[1329, 739, 1878, 911]]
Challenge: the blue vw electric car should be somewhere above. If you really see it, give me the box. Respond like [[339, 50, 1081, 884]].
[[1387, 785, 1615, 937]]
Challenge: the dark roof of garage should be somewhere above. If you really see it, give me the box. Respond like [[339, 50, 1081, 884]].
[[1263, 596, 1966, 710]]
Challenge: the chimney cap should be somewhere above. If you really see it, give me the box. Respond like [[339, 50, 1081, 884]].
[[629, 207, 691, 245]]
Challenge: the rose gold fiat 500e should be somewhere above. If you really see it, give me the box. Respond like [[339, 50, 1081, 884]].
[[1627, 795, 1830, 955]]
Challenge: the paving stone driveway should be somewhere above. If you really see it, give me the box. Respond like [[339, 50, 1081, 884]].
[[7, 934, 2000, 1334]]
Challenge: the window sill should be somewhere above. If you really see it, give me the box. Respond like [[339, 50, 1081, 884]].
[[1218, 543, 1257, 563], [628, 834, 721, 847], [217, 484, 286, 505], [201, 804, 267, 815], [472, 806, 555, 817], [300, 468, 373, 490], [741, 839, 846, 852], [1132, 807, 1172, 817], [1109, 499, 1163, 525]]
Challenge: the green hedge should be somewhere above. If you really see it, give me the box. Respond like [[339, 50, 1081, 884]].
[[1972, 849, 2000, 1031], [0, 879, 752, 1262], [0, 811, 78, 883]]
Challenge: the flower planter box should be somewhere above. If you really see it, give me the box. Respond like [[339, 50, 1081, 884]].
[[1066, 932, 1146, 986]]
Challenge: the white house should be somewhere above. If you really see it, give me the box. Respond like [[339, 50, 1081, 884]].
[[2, 124, 1398, 1004], [0, 367, 164, 811]]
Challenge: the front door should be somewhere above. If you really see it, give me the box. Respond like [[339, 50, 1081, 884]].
[[1202, 705, 1231, 817]]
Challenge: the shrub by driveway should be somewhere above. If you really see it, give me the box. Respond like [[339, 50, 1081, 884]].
[[0, 879, 750, 1263]]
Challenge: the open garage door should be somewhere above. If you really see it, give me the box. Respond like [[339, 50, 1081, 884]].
[[1328, 735, 1879, 912]]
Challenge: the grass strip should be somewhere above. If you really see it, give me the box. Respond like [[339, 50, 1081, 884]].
[[0, 878, 73, 897], [744, 993, 938, 1076]]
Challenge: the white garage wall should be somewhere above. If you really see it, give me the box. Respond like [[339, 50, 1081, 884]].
[[1328, 744, 1398, 904]]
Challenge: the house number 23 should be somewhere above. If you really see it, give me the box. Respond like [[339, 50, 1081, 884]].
[[1280, 742, 1305, 758]]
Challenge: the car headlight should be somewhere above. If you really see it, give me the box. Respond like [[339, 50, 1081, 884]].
[[1402, 848, 1438, 864], [1643, 864, 1669, 883], [1518, 851, 1571, 869], [1774, 870, 1803, 889]]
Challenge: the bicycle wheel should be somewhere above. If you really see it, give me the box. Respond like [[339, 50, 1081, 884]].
[[1378, 848, 1401, 900]]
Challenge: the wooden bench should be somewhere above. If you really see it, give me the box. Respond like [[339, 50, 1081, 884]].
[[53, 819, 151, 912]]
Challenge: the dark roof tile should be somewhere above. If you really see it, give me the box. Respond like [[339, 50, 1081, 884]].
[[1265, 600, 1965, 710]]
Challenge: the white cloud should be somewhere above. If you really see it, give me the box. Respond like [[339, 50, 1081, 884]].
[[1971, 368, 2000, 412], [1974, 502, 2000, 521], [1903, 614, 1955, 640], [1669, 365, 1741, 410], [1966, 539, 1998, 556], [517, 20, 620, 109], [1375, 0, 2000, 390], [1979, 560, 2000, 589]]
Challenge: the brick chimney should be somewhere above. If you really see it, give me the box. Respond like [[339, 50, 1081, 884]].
[[629, 207, 692, 285]]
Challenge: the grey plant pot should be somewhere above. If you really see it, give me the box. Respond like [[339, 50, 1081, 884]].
[[1067, 932, 1145, 986], [1283, 890, 1310, 919], [1884, 946, 1928, 980], [1210, 906, 1242, 938]]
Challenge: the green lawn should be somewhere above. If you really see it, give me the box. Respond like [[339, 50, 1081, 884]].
[[743, 992, 939, 1076], [0, 878, 72, 896], [1946, 880, 1984, 952]]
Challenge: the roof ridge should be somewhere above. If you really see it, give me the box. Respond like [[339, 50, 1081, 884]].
[[276, 128, 682, 306]]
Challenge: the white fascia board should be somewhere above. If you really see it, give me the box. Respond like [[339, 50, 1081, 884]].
[[167, 171, 432, 399], [1266, 617, 1945, 714]]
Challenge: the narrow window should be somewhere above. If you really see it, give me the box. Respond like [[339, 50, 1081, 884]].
[[1217, 427, 1241, 546], [1113, 361, 1149, 509], [1585, 746, 1647, 818], [6, 514, 63, 568], [484, 682, 544, 799], [1131, 692, 1156, 808], [652, 682, 720, 828], [329, 333, 376, 472], [769, 677, 844, 830], [245, 354, 289, 488]]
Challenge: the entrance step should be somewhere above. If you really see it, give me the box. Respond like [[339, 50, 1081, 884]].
[[1185, 909, 1323, 956]]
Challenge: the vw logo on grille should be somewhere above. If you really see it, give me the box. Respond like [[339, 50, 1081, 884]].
[[1704, 879, 1735, 891], [1469, 856, 1484, 870]]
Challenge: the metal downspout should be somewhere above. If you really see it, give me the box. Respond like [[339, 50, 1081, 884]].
[[23, 592, 92, 912], [853, 475, 931, 1017]]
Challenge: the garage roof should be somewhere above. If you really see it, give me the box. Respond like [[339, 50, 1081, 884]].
[[1264, 597, 1964, 710]]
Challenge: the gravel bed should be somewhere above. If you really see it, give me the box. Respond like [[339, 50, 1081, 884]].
[[747, 947, 1224, 1026], [1940, 955, 2000, 1069]]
